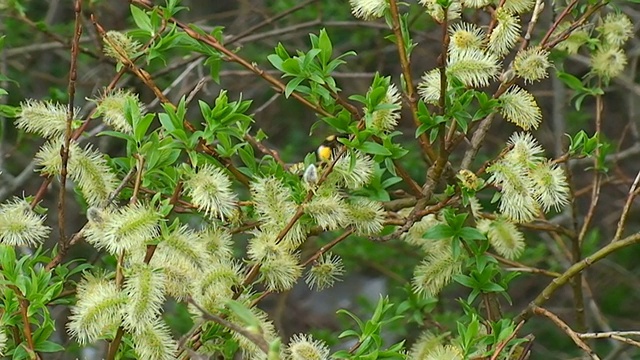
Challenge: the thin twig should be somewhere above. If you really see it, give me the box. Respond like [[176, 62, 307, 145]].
[[56, 0, 82, 269], [532, 305, 600, 360], [516, 231, 640, 322], [612, 169, 640, 242], [107, 155, 145, 360], [187, 298, 269, 354], [387, 0, 436, 162]]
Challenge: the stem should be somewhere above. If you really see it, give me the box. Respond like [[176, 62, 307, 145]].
[[387, 0, 437, 162], [56, 0, 82, 257], [516, 232, 640, 322]]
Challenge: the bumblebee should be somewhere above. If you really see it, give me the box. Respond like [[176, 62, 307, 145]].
[[317, 134, 344, 162]]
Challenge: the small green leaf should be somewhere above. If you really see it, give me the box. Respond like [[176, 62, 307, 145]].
[[359, 141, 392, 156], [284, 77, 304, 98], [423, 224, 454, 239], [34, 340, 64, 353], [130, 5, 153, 33], [318, 28, 333, 64]]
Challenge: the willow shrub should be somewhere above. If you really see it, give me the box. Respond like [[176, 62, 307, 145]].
[[0, 0, 637, 359]]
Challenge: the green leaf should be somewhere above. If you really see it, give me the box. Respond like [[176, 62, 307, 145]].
[[359, 141, 392, 156], [284, 77, 304, 98], [318, 28, 333, 64], [454, 274, 477, 288], [130, 5, 153, 33], [226, 300, 260, 328], [281, 58, 301, 75], [133, 113, 155, 142], [267, 54, 284, 72], [97, 130, 135, 143], [34, 340, 64, 353], [458, 227, 486, 241], [557, 71, 584, 91], [423, 224, 454, 239]]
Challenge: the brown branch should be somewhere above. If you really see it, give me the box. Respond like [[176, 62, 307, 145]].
[[531, 306, 600, 359], [187, 298, 269, 354], [107, 155, 145, 360], [55, 0, 82, 266], [516, 231, 640, 322], [491, 254, 561, 278], [539, 0, 580, 46], [612, 168, 640, 242], [7, 284, 39, 359], [387, 0, 436, 163]]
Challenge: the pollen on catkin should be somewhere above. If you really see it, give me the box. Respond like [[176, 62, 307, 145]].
[[488, 9, 521, 57], [402, 214, 441, 250], [505, 132, 544, 167], [0, 198, 50, 247], [420, 0, 462, 22], [305, 253, 345, 290], [529, 160, 570, 212], [260, 251, 303, 292], [477, 217, 525, 259], [423, 344, 464, 360], [304, 193, 347, 230], [418, 69, 443, 105], [409, 331, 447, 360], [365, 82, 402, 132], [67, 273, 126, 344], [412, 245, 464, 298], [343, 197, 385, 235], [501, 0, 535, 14], [487, 160, 540, 223], [590, 46, 627, 80], [197, 226, 234, 261], [103, 30, 141, 62], [35, 139, 118, 207], [498, 85, 542, 130], [449, 23, 486, 52], [349, 0, 387, 20], [461, 0, 490, 9], [229, 305, 278, 359], [252, 176, 297, 224], [149, 251, 198, 300], [328, 151, 375, 189], [513, 47, 551, 83], [93, 89, 144, 134], [122, 263, 166, 333], [598, 13, 633, 48], [198, 259, 242, 294], [286, 333, 331, 360], [84, 203, 161, 255], [132, 319, 178, 360], [72, 144, 119, 207], [0, 323, 6, 357], [192, 259, 243, 313], [15, 100, 78, 139], [247, 229, 283, 262], [447, 48, 500, 88], [184, 164, 238, 222]]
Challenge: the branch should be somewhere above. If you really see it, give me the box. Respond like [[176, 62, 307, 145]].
[[516, 232, 640, 322], [187, 298, 269, 355], [387, 0, 436, 162], [531, 306, 600, 360]]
